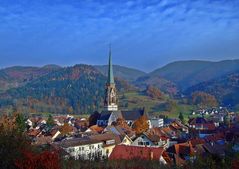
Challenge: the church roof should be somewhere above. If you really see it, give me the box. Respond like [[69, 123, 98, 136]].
[[98, 109, 145, 122], [98, 111, 112, 121], [121, 110, 145, 121], [98, 110, 122, 121]]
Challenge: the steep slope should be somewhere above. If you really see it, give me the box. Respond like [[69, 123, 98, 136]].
[[94, 65, 146, 82], [149, 60, 239, 90], [0, 65, 61, 92], [185, 71, 239, 107]]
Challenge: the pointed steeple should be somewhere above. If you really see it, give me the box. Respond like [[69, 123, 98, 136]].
[[107, 45, 114, 84], [104, 45, 118, 111]]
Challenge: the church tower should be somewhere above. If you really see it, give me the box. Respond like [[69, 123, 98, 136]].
[[104, 46, 118, 111]]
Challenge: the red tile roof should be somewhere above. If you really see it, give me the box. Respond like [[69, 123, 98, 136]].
[[109, 145, 164, 161], [27, 129, 41, 137], [204, 132, 224, 142], [189, 138, 205, 147]]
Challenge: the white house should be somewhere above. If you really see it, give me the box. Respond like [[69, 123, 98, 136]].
[[132, 133, 154, 147], [132, 133, 169, 148], [60, 138, 104, 160], [149, 118, 164, 128]]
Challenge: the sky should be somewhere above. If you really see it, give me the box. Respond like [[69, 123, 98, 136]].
[[0, 0, 239, 72]]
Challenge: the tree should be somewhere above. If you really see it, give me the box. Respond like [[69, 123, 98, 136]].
[[47, 114, 54, 127], [16, 113, 27, 133], [132, 115, 149, 135], [0, 114, 17, 132], [145, 85, 163, 99], [60, 123, 72, 135], [192, 92, 218, 108], [0, 114, 30, 169], [178, 112, 185, 124], [88, 111, 100, 127], [114, 118, 131, 130], [0, 114, 61, 169]]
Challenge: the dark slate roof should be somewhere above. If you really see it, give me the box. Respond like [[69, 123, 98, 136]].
[[98, 110, 122, 121], [203, 143, 226, 156], [98, 111, 112, 121], [189, 117, 207, 125], [121, 109, 144, 121], [195, 117, 207, 124]]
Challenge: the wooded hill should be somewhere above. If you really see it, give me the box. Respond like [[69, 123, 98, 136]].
[[1, 59, 239, 115]]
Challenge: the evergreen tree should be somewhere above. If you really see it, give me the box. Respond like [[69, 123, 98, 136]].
[[179, 112, 185, 124], [46, 114, 54, 127], [16, 113, 26, 133]]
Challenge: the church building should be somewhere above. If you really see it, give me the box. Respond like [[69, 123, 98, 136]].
[[97, 48, 145, 127]]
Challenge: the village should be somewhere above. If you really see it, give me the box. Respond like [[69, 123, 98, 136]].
[[25, 106, 239, 166], [24, 53, 239, 167]]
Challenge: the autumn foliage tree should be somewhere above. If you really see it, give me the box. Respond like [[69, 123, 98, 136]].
[[0, 114, 30, 169], [145, 85, 163, 99], [114, 118, 131, 130], [192, 91, 218, 108], [132, 115, 149, 135], [60, 123, 73, 135]]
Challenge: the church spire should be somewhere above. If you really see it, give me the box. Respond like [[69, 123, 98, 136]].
[[104, 45, 118, 111], [108, 45, 114, 84]]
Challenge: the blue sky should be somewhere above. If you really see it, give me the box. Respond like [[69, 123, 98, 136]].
[[0, 0, 239, 71]]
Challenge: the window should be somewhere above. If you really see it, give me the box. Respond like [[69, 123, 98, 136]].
[[68, 148, 74, 153], [138, 141, 143, 145], [106, 140, 115, 145]]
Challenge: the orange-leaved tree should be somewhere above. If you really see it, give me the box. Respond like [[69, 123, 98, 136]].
[[114, 118, 131, 130], [132, 115, 149, 135], [60, 123, 73, 135]]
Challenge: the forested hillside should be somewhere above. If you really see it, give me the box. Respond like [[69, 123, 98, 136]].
[[1, 59, 239, 115], [0, 65, 61, 92], [185, 71, 239, 108], [0, 65, 135, 114]]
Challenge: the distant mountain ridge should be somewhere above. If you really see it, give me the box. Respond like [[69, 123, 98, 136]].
[[94, 65, 146, 82], [148, 59, 239, 90]]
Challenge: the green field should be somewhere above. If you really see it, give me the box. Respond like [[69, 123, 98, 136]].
[[118, 91, 195, 119]]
